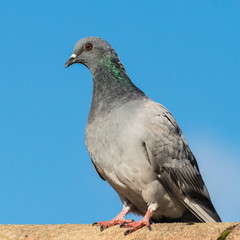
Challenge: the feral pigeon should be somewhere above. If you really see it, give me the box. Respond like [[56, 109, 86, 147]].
[[65, 37, 221, 235]]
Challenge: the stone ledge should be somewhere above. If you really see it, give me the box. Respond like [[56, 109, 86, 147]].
[[0, 223, 239, 240]]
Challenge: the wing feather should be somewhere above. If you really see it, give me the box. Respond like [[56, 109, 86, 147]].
[[144, 102, 221, 222]]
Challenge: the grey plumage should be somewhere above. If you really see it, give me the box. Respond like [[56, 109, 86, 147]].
[[65, 37, 221, 226]]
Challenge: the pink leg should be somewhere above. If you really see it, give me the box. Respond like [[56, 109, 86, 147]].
[[121, 210, 152, 235], [93, 206, 133, 231]]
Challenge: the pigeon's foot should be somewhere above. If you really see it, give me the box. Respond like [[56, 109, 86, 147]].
[[93, 207, 133, 231], [121, 210, 152, 235], [93, 218, 134, 231]]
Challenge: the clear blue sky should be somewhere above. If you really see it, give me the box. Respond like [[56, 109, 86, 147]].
[[0, 1, 239, 224]]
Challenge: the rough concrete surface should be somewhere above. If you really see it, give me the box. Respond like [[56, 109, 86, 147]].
[[0, 223, 239, 240]]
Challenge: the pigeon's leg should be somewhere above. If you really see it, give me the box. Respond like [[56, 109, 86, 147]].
[[121, 205, 155, 235], [93, 205, 133, 231]]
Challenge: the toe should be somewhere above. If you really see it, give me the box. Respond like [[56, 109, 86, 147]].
[[124, 219, 135, 223]]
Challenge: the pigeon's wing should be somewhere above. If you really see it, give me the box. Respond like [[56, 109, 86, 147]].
[[143, 101, 221, 222]]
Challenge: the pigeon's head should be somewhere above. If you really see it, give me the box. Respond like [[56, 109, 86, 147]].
[[65, 37, 117, 72]]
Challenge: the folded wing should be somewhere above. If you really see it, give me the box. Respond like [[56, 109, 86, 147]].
[[143, 102, 221, 222]]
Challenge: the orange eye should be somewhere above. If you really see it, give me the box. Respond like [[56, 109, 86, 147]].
[[85, 43, 93, 51]]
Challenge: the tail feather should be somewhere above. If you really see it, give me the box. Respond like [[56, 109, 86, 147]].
[[182, 197, 221, 222]]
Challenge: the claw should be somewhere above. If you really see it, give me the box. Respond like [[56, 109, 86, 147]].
[[100, 225, 105, 232], [124, 229, 130, 236], [120, 223, 125, 228], [148, 225, 152, 231], [92, 222, 98, 226]]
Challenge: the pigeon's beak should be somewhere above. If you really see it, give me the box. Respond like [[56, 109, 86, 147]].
[[65, 54, 77, 68]]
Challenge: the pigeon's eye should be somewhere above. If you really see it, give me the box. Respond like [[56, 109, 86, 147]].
[[85, 43, 93, 51]]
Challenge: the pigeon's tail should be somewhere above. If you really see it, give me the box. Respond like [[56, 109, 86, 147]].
[[182, 197, 221, 222], [152, 195, 221, 223], [159, 168, 221, 223]]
